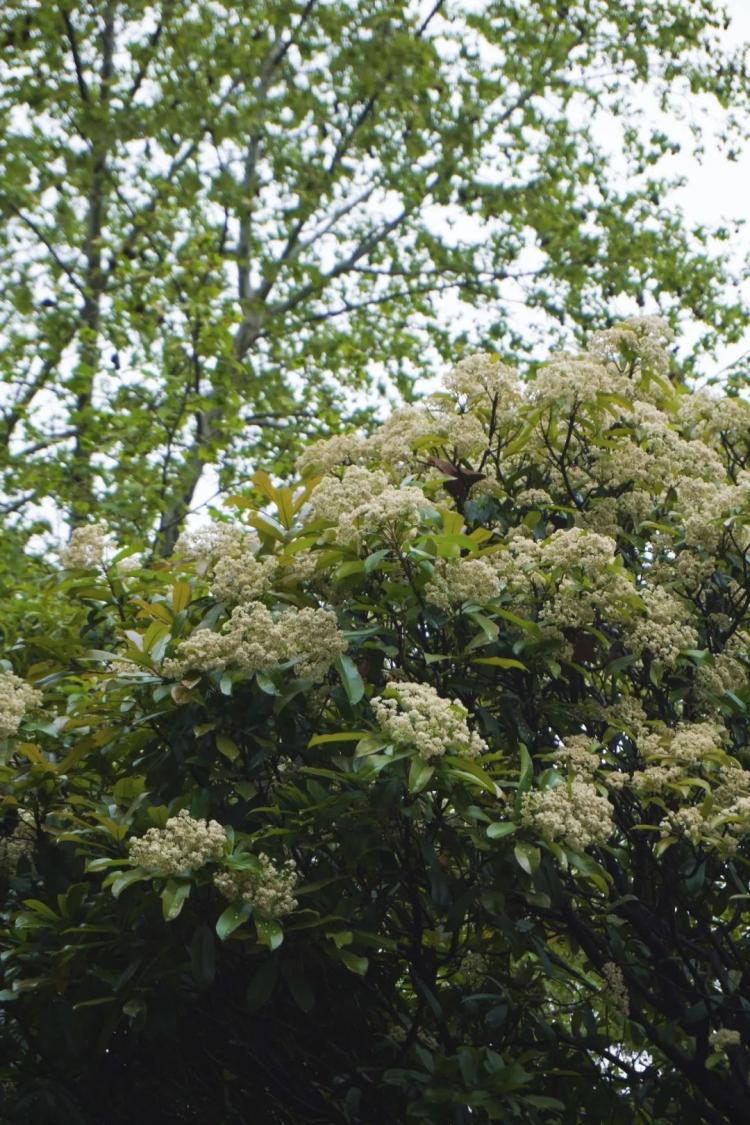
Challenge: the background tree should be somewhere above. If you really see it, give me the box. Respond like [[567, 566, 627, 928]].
[[2, 319, 750, 1122], [0, 0, 749, 555]]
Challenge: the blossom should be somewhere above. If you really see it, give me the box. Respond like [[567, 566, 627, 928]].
[[709, 1028, 740, 1053], [443, 353, 522, 411], [59, 523, 110, 569], [629, 586, 698, 666], [296, 432, 363, 477], [371, 681, 488, 761], [128, 809, 227, 875], [529, 355, 629, 413], [163, 602, 346, 683], [521, 778, 613, 851], [175, 521, 276, 601], [600, 961, 629, 1020], [552, 735, 601, 776], [424, 556, 502, 609], [210, 550, 276, 605], [0, 671, 42, 739], [175, 521, 253, 569], [307, 465, 428, 545], [588, 315, 674, 380], [213, 853, 298, 917], [0, 810, 35, 877]]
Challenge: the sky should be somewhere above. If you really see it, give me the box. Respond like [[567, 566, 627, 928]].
[[640, 0, 750, 380], [183, 0, 750, 525]]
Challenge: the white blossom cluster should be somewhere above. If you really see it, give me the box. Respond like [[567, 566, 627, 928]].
[[0, 810, 35, 877], [424, 556, 502, 609], [443, 353, 522, 411], [163, 602, 347, 683], [588, 316, 674, 379], [128, 809, 227, 875], [695, 631, 750, 703], [210, 550, 277, 605], [0, 671, 42, 739], [628, 586, 698, 666], [600, 961, 630, 1020], [371, 681, 488, 761], [175, 521, 277, 603], [552, 735, 601, 776], [59, 523, 111, 569], [308, 465, 429, 545], [521, 778, 614, 851], [213, 853, 298, 918], [296, 432, 362, 477], [709, 1028, 740, 1052], [460, 950, 489, 989], [529, 355, 630, 414]]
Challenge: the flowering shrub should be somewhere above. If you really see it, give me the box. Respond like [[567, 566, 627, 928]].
[[2, 317, 750, 1121]]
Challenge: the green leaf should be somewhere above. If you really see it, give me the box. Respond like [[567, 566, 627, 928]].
[[408, 758, 435, 793], [517, 745, 533, 795], [442, 755, 500, 795], [487, 821, 517, 840], [161, 878, 191, 921], [514, 842, 541, 875], [335, 653, 364, 704], [216, 901, 252, 941], [255, 915, 284, 951], [334, 949, 369, 976], [335, 560, 365, 579], [215, 734, 240, 761], [473, 656, 527, 671], [307, 731, 370, 748], [245, 959, 279, 1011], [190, 924, 216, 987], [107, 868, 149, 899], [283, 963, 315, 1012], [364, 549, 390, 573]]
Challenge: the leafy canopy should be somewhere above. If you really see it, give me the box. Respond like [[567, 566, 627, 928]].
[[3, 318, 750, 1122], [1, 0, 749, 553]]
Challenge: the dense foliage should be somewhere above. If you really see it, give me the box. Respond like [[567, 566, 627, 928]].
[[1, 0, 749, 554], [2, 318, 750, 1122]]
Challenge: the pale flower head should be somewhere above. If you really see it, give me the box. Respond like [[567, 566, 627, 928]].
[[60, 523, 111, 570]]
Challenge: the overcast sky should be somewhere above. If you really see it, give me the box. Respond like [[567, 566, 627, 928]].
[[651, 0, 750, 379]]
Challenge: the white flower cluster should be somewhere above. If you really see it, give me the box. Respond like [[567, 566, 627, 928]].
[[366, 406, 442, 465], [588, 315, 674, 379], [163, 602, 346, 683], [59, 523, 111, 569], [695, 631, 750, 704], [709, 1027, 740, 1052], [0, 671, 42, 739], [128, 809, 227, 876], [308, 465, 428, 545], [600, 961, 629, 1020], [175, 521, 277, 603], [0, 810, 35, 878], [296, 432, 362, 477], [175, 521, 248, 567], [530, 355, 630, 414], [604, 696, 650, 740], [552, 735, 601, 776], [521, 778, 613, 851], [460, 950, 489, 989], [371, 681, 488, 761], [629, 586, 698, 666], [210, 550, 276, 605], [213, 853, 298, 918], [668, 722, 724, 766], [443, 353, 522, 411], [424, 556, 502, 609]]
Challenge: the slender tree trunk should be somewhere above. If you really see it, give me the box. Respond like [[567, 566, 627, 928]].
[[69, 2, 115, 526]]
